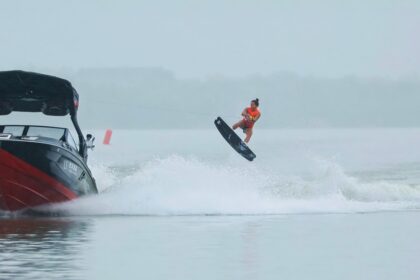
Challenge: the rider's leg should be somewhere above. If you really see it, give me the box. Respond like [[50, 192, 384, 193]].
[[244, 127, 253, 143]]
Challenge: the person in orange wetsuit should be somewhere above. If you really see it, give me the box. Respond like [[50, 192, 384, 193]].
[[232, 98, 261, 143]]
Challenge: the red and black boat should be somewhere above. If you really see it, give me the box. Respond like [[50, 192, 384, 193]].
[[0, 70, 97, 212]]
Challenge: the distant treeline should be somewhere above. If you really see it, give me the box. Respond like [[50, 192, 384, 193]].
[[9, 67, 420, 129]]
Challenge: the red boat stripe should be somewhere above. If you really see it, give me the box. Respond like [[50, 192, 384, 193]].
[[3, 178, 50, 201], [4, 194, 28, 208], [0, 148, 77, 200]]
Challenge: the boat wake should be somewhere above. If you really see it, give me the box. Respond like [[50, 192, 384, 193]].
[[42, 155, 420, 216]]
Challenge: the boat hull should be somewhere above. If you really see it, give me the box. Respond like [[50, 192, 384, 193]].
[[0, 140, 97, 212]]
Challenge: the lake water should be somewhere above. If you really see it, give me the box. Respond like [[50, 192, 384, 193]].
[[1, 129, 420, 279]]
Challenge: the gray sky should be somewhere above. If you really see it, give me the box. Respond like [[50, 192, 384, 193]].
[[1, 0, 419, 79]]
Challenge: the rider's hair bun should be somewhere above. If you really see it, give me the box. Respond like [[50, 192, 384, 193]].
[[253, 98, 260, 107]]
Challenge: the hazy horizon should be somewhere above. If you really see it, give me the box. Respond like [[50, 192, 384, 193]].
[[0, 67, 419, 129], [1, 1, 420, 129], [1, 1, 419, 79]]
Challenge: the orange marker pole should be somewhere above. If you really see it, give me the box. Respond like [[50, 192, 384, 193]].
[[103, 129, 113, 145]]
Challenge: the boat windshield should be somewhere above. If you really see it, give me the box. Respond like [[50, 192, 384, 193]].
[[1, 125, 66, 141], [26, 126, 66, 140], [3, 126, 25, 136], [66, 131, 78, 150]]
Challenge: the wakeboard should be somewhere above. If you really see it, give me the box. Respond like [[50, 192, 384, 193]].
[[214, 116, 256, 161]]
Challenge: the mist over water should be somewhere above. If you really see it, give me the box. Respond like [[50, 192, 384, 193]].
[[41, 129, 420, 216]]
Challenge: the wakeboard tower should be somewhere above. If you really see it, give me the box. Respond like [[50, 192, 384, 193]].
[[214, 116, 256, 161]]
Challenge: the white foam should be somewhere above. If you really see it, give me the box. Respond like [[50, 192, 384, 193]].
[[47, 155, 420, 216]]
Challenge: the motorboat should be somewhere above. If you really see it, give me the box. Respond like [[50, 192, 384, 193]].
[[0, 70, 97, 212]]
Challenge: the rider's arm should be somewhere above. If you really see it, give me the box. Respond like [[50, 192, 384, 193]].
[[254, 113, 261, 122], [241, 108, 248, 117]]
